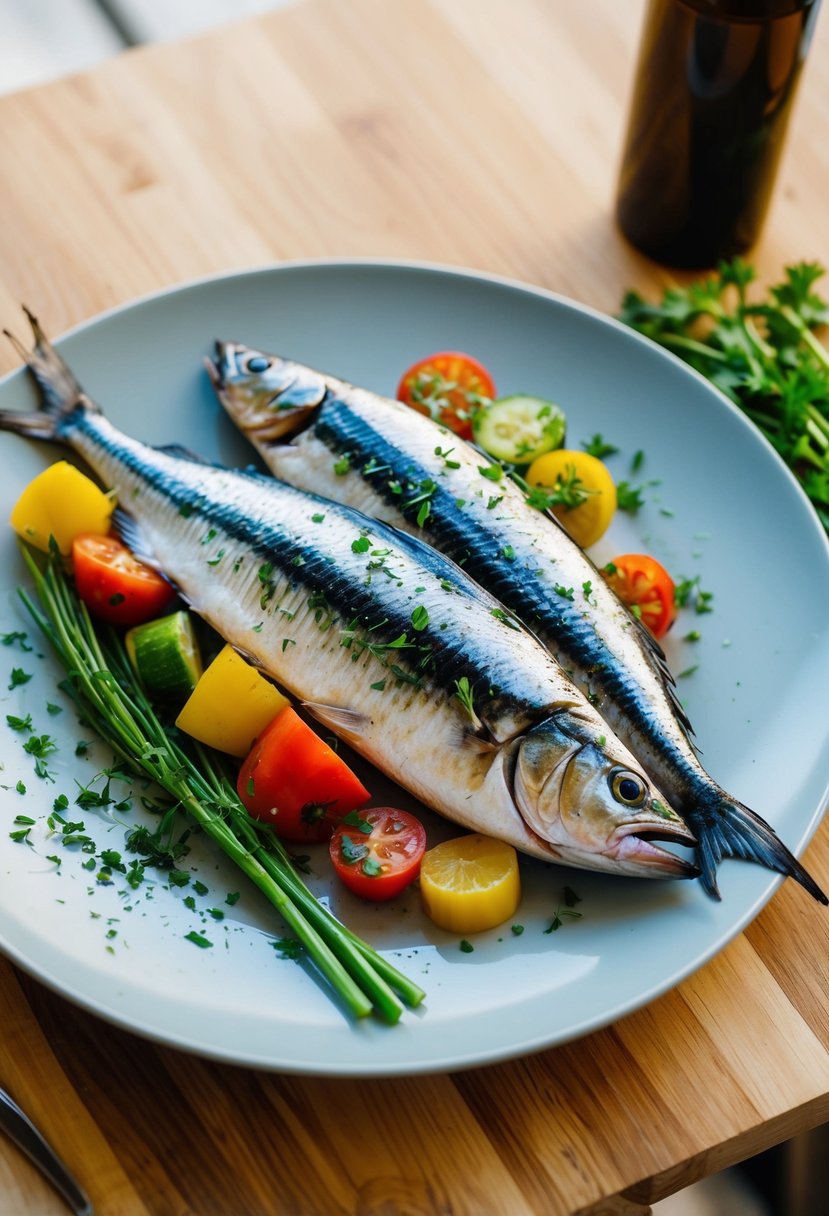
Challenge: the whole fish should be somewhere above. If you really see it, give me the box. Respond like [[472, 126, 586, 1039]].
[[209, 342, 826, 903], [0, 312, 697, 882]]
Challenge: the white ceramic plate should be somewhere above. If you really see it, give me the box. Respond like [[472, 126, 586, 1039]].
[[0, 261, 827, 1077]]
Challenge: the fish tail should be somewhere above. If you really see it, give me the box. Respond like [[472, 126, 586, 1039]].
[[0, 308, 96, 440], [695, 788, 827, 904]]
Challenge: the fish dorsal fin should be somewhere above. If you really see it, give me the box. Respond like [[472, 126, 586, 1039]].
[[628, 608, 697, 746], [155, 442, 213, 465], [302, 701, 369, 739]]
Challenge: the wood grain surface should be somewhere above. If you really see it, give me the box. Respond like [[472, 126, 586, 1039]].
[[1, 2, 828, 1213]]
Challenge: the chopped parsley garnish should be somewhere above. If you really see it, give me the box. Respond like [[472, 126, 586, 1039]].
[[411, 605, 429, 632], [8, 668, 32, 690], [454, 676, 476, 722], [581, 434, 618, 460], [615, 480, 647, 513], [478, 463, 503, 483], [6, 713, 33, 732], [1, 630, 32, 651], [184, 931, 213, 949]]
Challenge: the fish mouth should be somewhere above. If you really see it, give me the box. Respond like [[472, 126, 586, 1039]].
[[605, 823, 700, 880]]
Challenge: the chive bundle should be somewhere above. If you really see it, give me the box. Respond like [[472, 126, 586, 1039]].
[[19, 546, 425, 1024]]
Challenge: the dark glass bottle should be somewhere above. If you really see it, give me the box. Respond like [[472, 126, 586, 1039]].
[[616, 0, 822, 267]]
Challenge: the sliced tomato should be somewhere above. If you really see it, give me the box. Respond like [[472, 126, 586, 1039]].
[[329, 807, 427, 901], [396, 350, 495, 439], [72, 534, 175, 626], [602, 553, 677, 640], [237, 708, 370, 844]]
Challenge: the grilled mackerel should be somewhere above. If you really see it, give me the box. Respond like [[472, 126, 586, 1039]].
[[209, 342, 826, 902], [0, 313, 698, 881]]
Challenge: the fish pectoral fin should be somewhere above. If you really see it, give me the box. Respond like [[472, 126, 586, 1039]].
[[459, 730, 500, 755], [302, 701, 369, 738], [111, 509, 170, 580]]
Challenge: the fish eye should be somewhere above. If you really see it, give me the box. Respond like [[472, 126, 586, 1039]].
[[246, 356, 271, 373], [609, 769, 647, 807]]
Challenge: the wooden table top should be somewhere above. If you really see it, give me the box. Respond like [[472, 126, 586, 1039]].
[[1, 2, 828, 1213]]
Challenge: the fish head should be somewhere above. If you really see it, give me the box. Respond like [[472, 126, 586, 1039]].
[[513, 712, 697, 878], [206, 342, 326, 441]]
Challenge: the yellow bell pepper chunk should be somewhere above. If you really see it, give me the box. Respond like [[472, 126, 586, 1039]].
[[9, 461, 115, 555], [419, 833, 521, 934], [175, 644, 290, 757]]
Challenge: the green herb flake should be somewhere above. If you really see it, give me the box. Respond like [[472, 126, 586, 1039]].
[[272, 937, 304, 960], [1, 630, 32, 651], [8, 668, 32, 690], [581, 434, 618, 460], [333, 455, 350, 476], [459, 939, 474, 953], [615, 481, 647, 514], [411, 605, 429, 632], [478, 464, 503, 483], [311, 513, 326, 523], [184, 931, 213, 949], [511, 924, 525, 936], [6, 713, 33, 732], [342, 810, 374, 834], [501, 545, 516, 562], [352, 535, 371, 554]]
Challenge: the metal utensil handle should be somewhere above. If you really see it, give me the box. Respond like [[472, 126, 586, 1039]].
[[0, 1087, 93, 1215]]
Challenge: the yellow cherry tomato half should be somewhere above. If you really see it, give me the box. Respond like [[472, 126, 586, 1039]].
[[525, 449, 617, 548]]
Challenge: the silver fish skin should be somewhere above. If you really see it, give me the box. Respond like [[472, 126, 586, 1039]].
[[0, 313, 697, 882], [209, 343, 827, 904]]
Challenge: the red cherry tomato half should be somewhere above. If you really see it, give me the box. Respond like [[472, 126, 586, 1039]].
[[329, 807, 427, 901], [72, 534, 175, 626], [603, 553, 677, 640], [238, 707, 370, 844], [396, 350, 496, 439]]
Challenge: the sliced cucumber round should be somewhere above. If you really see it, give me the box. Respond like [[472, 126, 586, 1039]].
[[126, 611, 203, 702], [473, 395, 566, 464]]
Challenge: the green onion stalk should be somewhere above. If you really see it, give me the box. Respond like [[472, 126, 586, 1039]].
[[19, 546, 425, 1024]]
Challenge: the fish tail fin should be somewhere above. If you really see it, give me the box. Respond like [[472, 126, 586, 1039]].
[[0, 308, 96, 439], [696, 789, 827, 904]]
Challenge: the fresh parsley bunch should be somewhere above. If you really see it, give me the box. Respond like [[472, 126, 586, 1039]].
[[620, 259, 829, 534]]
